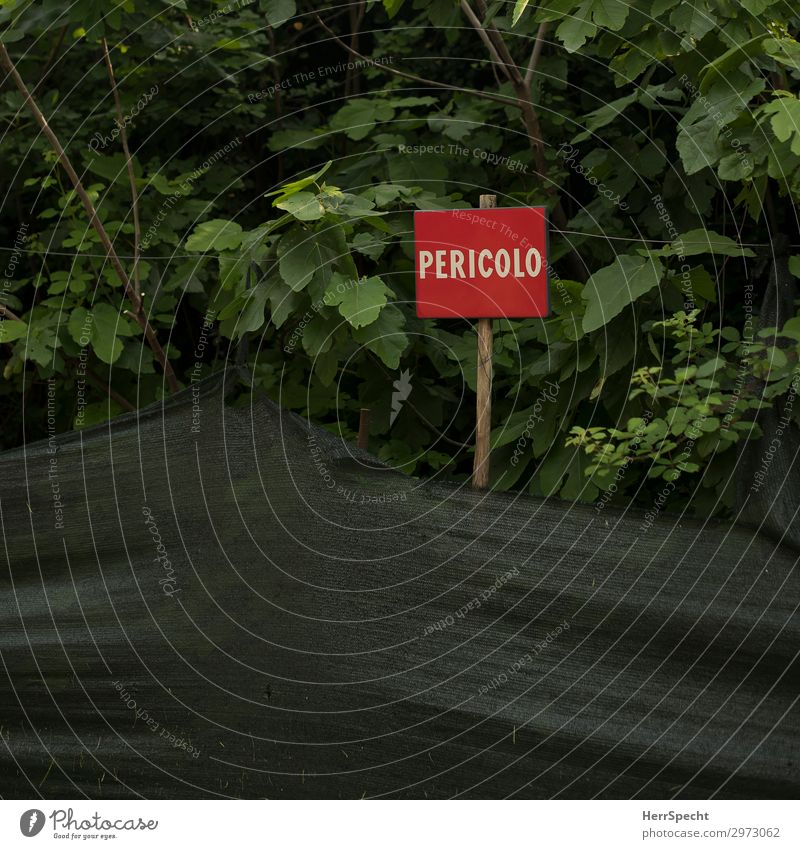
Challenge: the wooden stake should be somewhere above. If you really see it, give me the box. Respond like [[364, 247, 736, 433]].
[[472, 194, 496, 490]]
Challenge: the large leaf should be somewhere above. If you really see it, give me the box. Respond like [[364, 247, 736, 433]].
[[0, 318, 27, 343], [659, 229, 755, 258], [352, 305, 408, 368], [763, 96, 800, 156], [275, 191, 326, 221], [261, 0, 295, 27], [278, 229, 317, 291], [323, 274, 390, 329], [582, 255, 664, 333], [186, 219, 243, 252], [330, 100, 395, 141], [676, 117, 722, 175]]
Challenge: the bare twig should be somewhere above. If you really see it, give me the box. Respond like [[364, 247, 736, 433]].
[[101, 38, 141, 302], [0, 41, 179, 393]]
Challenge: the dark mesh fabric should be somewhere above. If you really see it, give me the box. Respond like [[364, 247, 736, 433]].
[[1, 373, 798, 799]]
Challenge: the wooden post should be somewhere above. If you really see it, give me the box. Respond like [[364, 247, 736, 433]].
[[472, 193, 495, 490], [357, 408, 370, 450]]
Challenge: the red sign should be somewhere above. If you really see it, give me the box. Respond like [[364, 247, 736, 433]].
[[414, 206, 549, 318]]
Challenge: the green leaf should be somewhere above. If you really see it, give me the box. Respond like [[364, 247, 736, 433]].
[[331, 100, 395, 141], [261, 0, 296, 27], [383, 0, 405, 18], [590, 0, 629, 30], [352, 305, 408, 368], [0, 319, 27, 343], [572, 93, 637, 142], [556, 11, 596, 53], [582, 255, 663, 333], [90, 306, 124, 365], [302, 312, 337, 357], [512, 0, 531, 26], [717, 152, 753, 181], [275, 191, 325, 221], [267, 161, 332, 202], [740, 0, 778, 12], [278, 229, 317, 291], [323, 274, 390, 329], [698, 36, 765, 93], [670, 4, 717, 48], [676, 117, 722, 175], [763, 96, 800, 156], [186, 219, 243, 252], [695, 356, 725, 378], [660, 229, 755, 258]]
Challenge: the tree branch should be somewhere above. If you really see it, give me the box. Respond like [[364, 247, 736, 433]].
[[314, 15, 519, 109], [525, 22, 549, 86], [459, 0, 512, 82], [101, 38, 141, 302], [84, 366, 136, 413], [0, 41, 180, 393], [459, 5, 586, 280]]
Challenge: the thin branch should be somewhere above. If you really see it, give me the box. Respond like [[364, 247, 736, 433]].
[[524, 22, 549, 86], [84, 366, 136, 413], [0, 41, 179, 393], [459, 6, 586, 280], [314, 15, 519, 109], [345, 0, 367, 96], [465, 0, 524, 85], [0, 305, 22, 322], [101, 38, 141, 302], [459, 0, 511, 82]]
